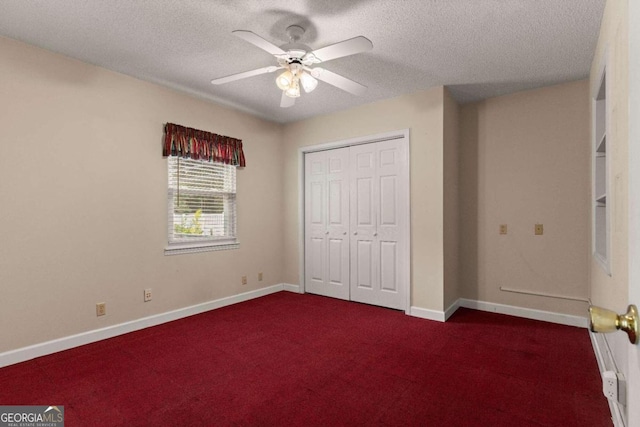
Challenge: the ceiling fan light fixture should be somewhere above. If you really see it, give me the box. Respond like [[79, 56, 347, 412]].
[[284, 79, 301, 98], [276, 70, 293, 90], [300, 71, 318, 93], [213, 28, 372, 108]]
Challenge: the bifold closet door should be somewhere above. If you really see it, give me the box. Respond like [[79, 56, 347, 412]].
[[304, 148, 350, 300], [350, 139, 407, 310]]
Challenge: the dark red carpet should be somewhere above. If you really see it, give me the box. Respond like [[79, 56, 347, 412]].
[[0, 292, 611, 426]]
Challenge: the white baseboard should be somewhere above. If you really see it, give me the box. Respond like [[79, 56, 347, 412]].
[[283, 283, 302, 293], [444, 299, 460, 321], [409, 298, 584, 327], [409, 306, 446, 322], [409, 300, 459, 322], [457, 298, 588, 328], [589, 332, 626, 427], [0, 284, 287, 368]]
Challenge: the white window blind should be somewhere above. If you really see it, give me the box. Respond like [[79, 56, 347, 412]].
[[167, 157, 238, 254]]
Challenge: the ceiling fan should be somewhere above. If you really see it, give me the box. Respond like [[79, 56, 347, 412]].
[[211, 25, 373, 108]]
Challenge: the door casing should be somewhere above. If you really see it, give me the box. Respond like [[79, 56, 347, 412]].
[[626, 2, 639, 423]]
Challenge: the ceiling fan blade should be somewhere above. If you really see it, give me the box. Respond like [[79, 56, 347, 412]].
[[314, 68, 367, 96], [211, 66, 280, 85], [280, 92, 296, 108], [232, 30, 286, 56], [309, 36, 373, 62]]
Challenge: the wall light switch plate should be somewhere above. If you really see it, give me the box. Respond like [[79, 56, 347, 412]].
[[96, 302, 106, 317]]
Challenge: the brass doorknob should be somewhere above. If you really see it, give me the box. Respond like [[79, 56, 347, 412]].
[[588, 304, 638, 344]]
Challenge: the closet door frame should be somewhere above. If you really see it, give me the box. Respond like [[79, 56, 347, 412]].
[[298, 129, 411, 313]]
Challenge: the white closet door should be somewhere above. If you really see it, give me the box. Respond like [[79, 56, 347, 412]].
[[350, 144, 378, 303], [305, 151, 326, 295], [350, 139, 407, 310], [304, 148, 350, 300]]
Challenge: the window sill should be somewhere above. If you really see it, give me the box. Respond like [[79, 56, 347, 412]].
[[165, 240, 239, 256]]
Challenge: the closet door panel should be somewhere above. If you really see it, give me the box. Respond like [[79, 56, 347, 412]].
[[352, 149, 377, 237], [305, 151, 327, 295], [328, 238, 345, 284], [379, 176, 397, 226], [350, 143, 380, 304], [305, 148, 350, 300], [325, 148, 350, 298], [308, 237, 326, 283], [356, 178, 374, 227], [376, 140, 404, 308], [380, 241, 398, 292], [354, 239, 374, 290], [378, 141, 402, 239], [350, 139, 406, 310]]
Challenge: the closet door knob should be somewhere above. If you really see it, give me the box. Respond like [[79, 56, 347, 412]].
[[325, 231, 329, 235], [353, 232, 358, 236], [343, 232, 347, 235]]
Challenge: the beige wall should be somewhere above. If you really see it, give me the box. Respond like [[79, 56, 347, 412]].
[[589, 0, 630, 405], [0, 36, 285, 352], [459, 80, 591, 317], [282, 87, 446, 311], [443, 89, 460, 309]]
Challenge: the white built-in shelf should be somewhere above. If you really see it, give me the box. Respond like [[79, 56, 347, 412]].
[[593, 65, 609, 273]]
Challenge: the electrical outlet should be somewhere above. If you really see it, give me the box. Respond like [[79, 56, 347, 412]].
[[96, 302, 106, 317], [499, 224, 507, 235], [535, 224, 544, 235], [242, 276, 247, 285], [144, 288, 152, 302], [258, 272, 263, 281], [602, 371, 627, 405]]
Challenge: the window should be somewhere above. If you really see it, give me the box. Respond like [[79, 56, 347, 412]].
[[166, 157, 238, 255]]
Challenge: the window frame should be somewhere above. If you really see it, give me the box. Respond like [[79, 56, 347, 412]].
[[164, 157, 239, 256]]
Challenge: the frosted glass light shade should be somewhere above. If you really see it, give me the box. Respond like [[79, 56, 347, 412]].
[[284, 79, 300, 98], [300, 72, 318, 93], [276, 70, 293, 90]]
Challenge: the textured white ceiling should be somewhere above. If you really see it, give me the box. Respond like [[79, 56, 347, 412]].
[[0, 0, 605, 123]]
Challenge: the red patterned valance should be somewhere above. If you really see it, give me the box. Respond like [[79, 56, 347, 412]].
[[163, 123, 246, 167]]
